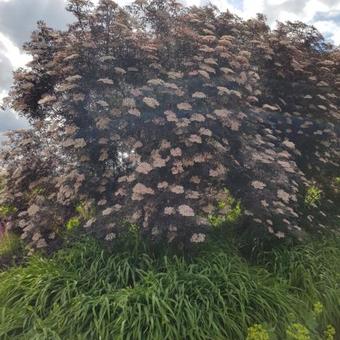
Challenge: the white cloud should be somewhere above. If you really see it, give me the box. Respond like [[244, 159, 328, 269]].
[[0, 89, 7, 103], [276, 10, 300, 22], [242, 0, 265, 18], [0, 32, 32, 127], [267, 0, 287, 5], [205, 0, 241, 13], [92, 0, 133, 4], [314, 19, 340, 44], [303, 0, 331, 21], [184, 0, 340, 46], [0, 32, 31, 69]]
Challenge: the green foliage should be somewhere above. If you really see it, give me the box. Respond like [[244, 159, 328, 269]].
[[0, 233, 21, 258], [262, 238, 340, 333], [0, 236, 339, 339], [75, 201, 95, 221], [332, 177, 340, 194], [0, 175, 5, 193], [286, 323, 311, 340], [226, 201, 242, 223], [66, 202, 95, 231], [209, 189, 242, 228], [246, 324, 270, 340], [29, 187, 45, 198], [66, 216, 81, 231], [208, 214, 224, 228], [0, 205, 17, 219], [312, 301, 324, 317], [0, 233, 24, 270], [324, 325, 336, 340], [304, 186, 322, 207]]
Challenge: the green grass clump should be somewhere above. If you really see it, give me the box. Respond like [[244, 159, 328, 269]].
[[0, 233, 23, 269], [0, 237, 339, 339], [263, 239, 340, 332], [0, 233, 21, 257]]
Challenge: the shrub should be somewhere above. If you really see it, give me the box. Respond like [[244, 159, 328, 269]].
[[0, 0, 339, 250]]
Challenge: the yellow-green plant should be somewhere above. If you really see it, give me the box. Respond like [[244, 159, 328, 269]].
[[66, 216, 81, 231], [332, 177, 340, 193], [0, 175, 5, 193], [246, 324, 270, 340], [208, 214, 225, 228], [75, 202, 95, 221], [0, 233, 22, 257], [127, 223, 139, 234], [209, 189, 242, 228], [304, 186, 322, 206], [0, 205, 17, 219], [313, 301, 324, 317], [226, 201, 242, 223], [29, 187, 45, 197], [66, 202, 95, 231], [287, 323, 310, 340], [324, 325, 336, 340]]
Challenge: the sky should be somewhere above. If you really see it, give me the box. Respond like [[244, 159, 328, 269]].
[[0, 0, 340, 138]]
